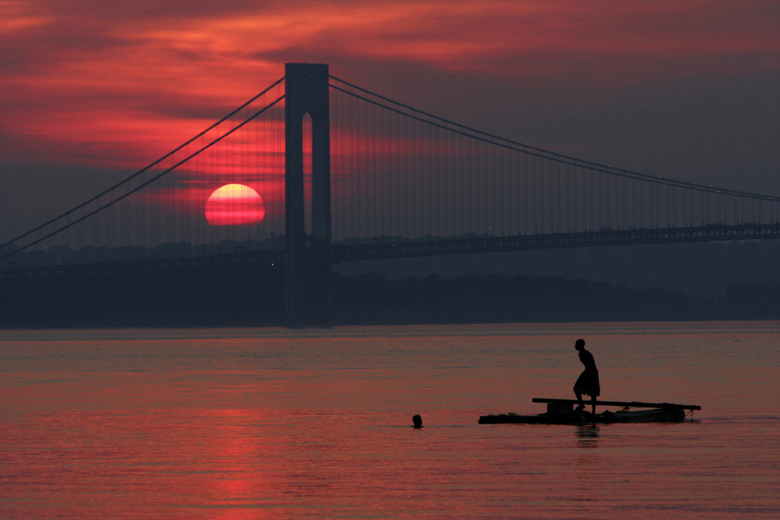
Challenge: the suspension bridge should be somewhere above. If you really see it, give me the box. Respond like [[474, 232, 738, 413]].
[[1, 63, 779, 323]]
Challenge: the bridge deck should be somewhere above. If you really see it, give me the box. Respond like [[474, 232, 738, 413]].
[[2, 223, 779, 281]]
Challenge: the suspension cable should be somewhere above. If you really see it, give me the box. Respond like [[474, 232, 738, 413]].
[[1, 95, 286, 261], [329, 75, 779, 202], [1, 76, 286, 250]]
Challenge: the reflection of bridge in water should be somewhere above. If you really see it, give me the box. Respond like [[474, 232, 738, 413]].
[[2, 63, 779, 322]]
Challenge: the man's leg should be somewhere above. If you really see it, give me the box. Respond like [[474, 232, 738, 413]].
[[575, 391, 584, 410]]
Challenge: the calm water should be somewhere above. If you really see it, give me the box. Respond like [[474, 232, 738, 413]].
[[1, 322, 778, 519]]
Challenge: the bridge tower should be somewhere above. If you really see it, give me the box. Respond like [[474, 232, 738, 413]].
[[285, 63, 331, 324]]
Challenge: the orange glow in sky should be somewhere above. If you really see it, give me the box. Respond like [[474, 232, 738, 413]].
[[0, 0, 778, 238]]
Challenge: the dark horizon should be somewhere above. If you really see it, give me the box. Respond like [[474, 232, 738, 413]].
[[2, 243, 778, 328]]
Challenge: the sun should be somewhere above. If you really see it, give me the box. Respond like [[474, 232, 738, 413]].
[[205, 184, 265, 226]]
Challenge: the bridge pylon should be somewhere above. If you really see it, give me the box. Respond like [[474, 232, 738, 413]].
[[285, 63, 331, 325]]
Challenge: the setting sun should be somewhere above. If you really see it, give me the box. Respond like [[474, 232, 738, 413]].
[[205, 184, 265, 226]]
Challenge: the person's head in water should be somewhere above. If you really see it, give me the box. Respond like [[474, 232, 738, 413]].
[[575, 339, 585, 351], [412, 415, 423, 428]]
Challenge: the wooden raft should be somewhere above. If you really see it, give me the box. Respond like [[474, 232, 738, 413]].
[[532, 398, 701, 411]]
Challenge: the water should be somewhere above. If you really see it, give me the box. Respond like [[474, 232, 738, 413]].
[[1, 322, 778, 519]]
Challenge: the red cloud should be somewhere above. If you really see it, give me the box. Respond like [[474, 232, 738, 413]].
[[1, 0, 777, 239]]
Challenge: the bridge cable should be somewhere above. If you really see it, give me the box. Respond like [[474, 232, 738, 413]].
[[0, 95, 286, 261], [1, 76, 286, 252], [329, 76, 779, 202]]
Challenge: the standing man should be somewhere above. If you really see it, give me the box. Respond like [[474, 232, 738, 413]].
[[573, 339, 600, 414]]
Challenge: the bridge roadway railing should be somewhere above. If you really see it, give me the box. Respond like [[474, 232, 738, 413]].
[[318, 223, 780, 261], [1, 223, 778, 281], [0, 249, 286, 281]]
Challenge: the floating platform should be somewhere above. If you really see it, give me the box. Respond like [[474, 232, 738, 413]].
[[479, 398, 700, 425], [531, 398, 700, 410]]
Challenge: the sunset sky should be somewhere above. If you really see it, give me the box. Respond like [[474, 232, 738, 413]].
[[1, 0, 778, 240]]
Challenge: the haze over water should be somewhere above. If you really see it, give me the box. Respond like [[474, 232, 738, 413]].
[[1, 322, 778, 519]]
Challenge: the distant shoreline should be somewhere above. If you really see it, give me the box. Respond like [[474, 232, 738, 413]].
[[2, 269, 777, 328]]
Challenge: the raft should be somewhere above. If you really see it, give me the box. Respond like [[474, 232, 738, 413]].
[[479, 398, 700, 425]]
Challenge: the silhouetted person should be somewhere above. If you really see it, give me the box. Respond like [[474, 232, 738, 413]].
[[412, 414, 423, 428], [573, 339, 600, 414]]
